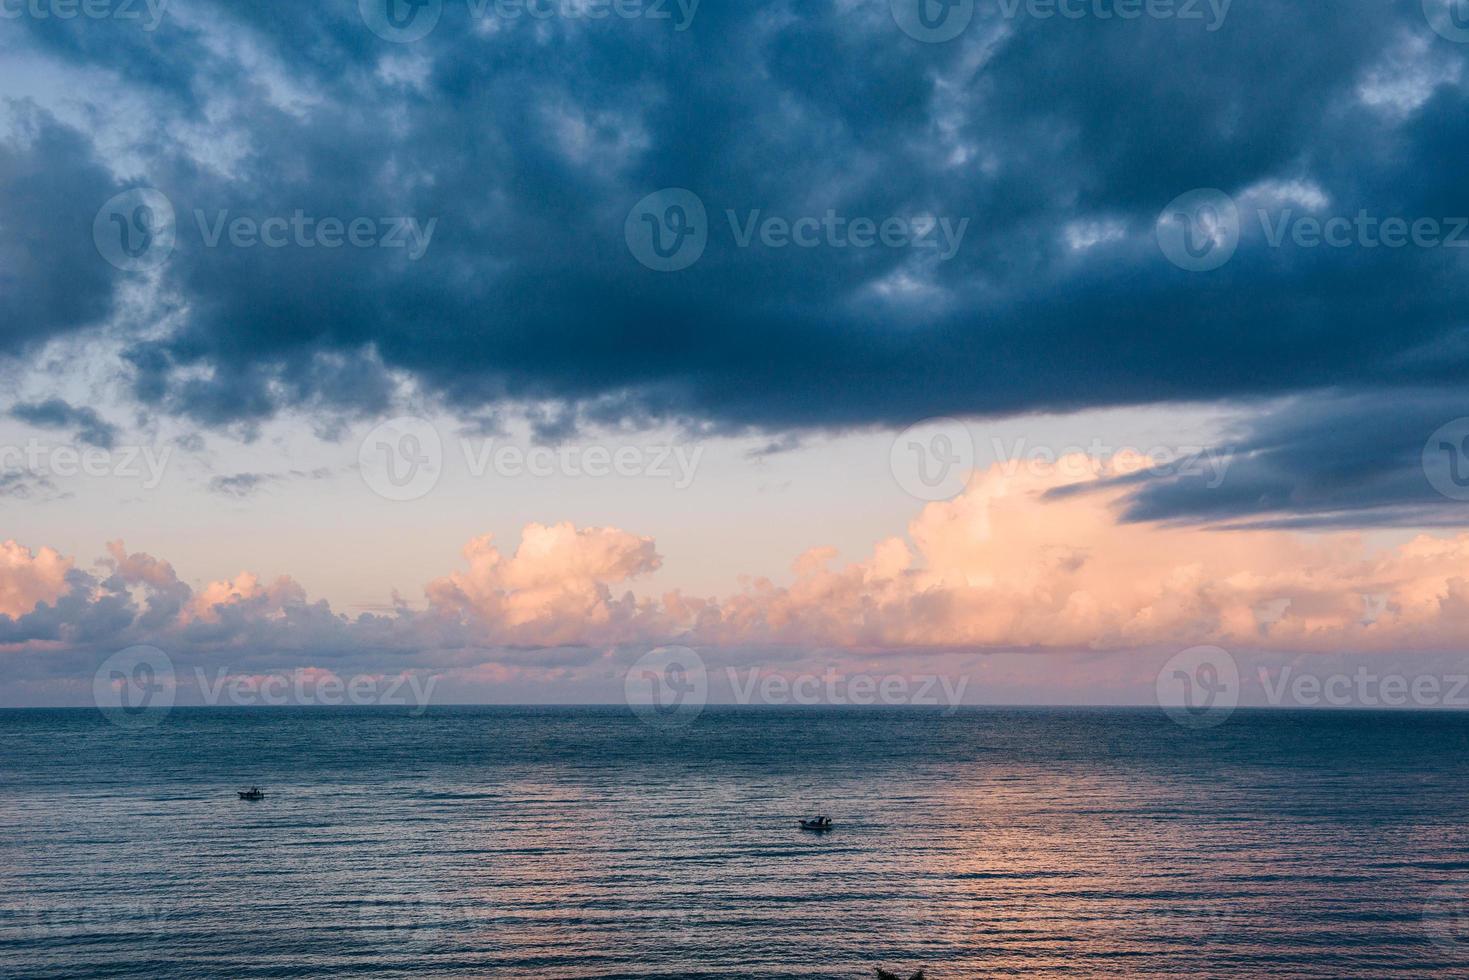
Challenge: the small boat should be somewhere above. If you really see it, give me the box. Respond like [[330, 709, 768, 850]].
[[799, 817, 833, 832], [238, 787, 266, 801]]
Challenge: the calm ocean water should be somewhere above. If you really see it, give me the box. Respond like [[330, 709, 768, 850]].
[[3, 706, 1469, 978]]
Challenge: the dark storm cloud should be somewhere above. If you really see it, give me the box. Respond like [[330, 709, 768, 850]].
[[4, 0, 1469, 515], [1055, 390, 1469, 528], [0, 110, 117, 355]]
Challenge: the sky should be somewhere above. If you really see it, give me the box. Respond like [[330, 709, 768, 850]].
[[2, 0, 1469, 711]]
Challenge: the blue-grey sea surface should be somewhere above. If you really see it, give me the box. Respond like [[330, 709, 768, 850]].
[[3, 706, 1469, 977]]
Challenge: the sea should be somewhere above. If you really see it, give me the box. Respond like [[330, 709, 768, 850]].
[[3, 706, 1469, 978]]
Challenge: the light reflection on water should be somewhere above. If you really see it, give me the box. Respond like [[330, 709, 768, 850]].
[[2, 706, 1468, 977]]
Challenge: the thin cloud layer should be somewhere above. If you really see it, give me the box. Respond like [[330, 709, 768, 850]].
[[1099, 391, 1469, 528]]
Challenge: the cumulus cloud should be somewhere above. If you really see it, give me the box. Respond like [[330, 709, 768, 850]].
[[4, 455, 1469, 698], [702, 455, 1469, 653], [0, 541, 72, 618], [425, 523, 664, 646]]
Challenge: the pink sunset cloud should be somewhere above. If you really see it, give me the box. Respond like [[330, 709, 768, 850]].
[[0, 541, 72, 618], [425, 523, 665, 646], [185, 572, 309, 624], [702, 454, 1469, 653], [3, 455, 1468, 679]]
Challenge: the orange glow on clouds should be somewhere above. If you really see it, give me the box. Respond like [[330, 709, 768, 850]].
[[5, 455, 1469, 656]]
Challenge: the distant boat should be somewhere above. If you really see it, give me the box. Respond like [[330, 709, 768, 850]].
[[238, 787, 265, 801], [799, 817, 832, 831]]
